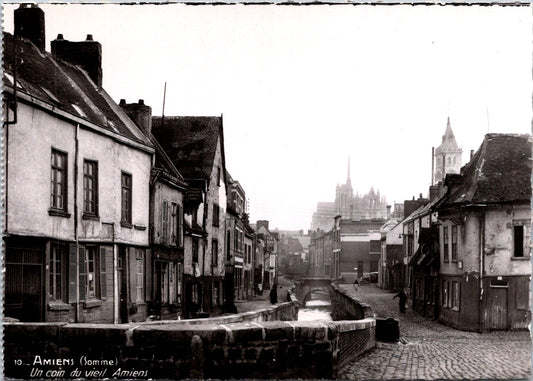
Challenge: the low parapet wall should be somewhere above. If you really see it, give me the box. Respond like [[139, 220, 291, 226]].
[[4, 318, 375, 379], [330, 283, 374, 320], [4, 288, 376, 379], [142, 300, 299, 326]]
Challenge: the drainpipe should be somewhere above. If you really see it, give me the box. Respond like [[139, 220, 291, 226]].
[[478, 211, 485, 333], [112, 223, 118, 324], [74, 124, 80, 322], [4, 38, 20, 234]]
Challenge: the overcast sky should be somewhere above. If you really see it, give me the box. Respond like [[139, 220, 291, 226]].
[[3, 3, 531, 231]]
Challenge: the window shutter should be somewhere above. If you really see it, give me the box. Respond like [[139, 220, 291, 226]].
[[100, 246, 107, 299], [68, 244, 78, 303], [178, 205, 183, 247], [78, 246, 86, 301], [129, 248, 136, 303], [145, 249, 152, 302]]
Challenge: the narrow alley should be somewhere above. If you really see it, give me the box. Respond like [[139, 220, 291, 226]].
[[338, 284, 531, 380]]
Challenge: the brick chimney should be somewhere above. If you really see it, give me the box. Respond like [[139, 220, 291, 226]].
[[51, 34, 103, 87], [14, 4, 45, 51], [119, 99, 152, 136]]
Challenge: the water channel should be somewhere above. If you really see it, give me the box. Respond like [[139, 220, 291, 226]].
[[297, 290, 332, 321]]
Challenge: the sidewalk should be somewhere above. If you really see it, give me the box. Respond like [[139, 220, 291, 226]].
[[233, 277, 295, 313], [338, 284, 531, 380]]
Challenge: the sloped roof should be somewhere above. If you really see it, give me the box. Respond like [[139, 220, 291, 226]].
[[152, 116, 222, 180], [150, 134, 187, 188], [3, 32, 152, 147], [287, 237, 304, 253], [437, 133, 532, 208]]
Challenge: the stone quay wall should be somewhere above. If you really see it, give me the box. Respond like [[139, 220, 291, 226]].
[[4, 289, 376, 379], [331, 283, 374, 320]]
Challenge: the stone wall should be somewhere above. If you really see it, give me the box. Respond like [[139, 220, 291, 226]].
[[330, 283, 374, 320], [4, 288, 376, 379]]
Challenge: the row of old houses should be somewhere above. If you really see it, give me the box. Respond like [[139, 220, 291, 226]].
[[308, 120, 531, 332], [3, 5, 280, 323]]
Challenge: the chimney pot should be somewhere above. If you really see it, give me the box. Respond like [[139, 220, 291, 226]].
[[57, 33, 64, 40], [86, 34, 93, 41], [138, 99, 144, 105], [119, 99, 126, 105]]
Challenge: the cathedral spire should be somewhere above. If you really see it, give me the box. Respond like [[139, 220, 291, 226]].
[[347, 157, 351, 186]]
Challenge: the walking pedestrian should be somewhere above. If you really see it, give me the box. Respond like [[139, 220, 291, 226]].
[[393, 289, 407, 313], [353, 278, 359, 291]]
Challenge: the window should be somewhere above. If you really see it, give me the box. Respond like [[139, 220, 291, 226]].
[[162, 200, 169, 242], [212, 239, 218, 266], [217, 166, 221, 186], [83, 160, 98, 216], [213, 204, 220, 227], [226, 230, 231, 260], [513, 224, 530, 258], [169, 262, 176, 304], [192, 239, 199, 263], [451, 225, 458, 262], [443, 227, 449, 262], [121, 172, 132, 224], [176, 263, 182, 304], [135, 250, 144, 303], [157, 261, 168, 304], [451, 281, 460, 310], [50, 149, 68, 211], [79, 246, 99, 300], [49, 244, 67, 302], [212, 282, 219, 306], [441, 280, 448, 307]]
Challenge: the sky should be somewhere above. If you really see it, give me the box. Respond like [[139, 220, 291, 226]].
[[3, 3, 532, 231]]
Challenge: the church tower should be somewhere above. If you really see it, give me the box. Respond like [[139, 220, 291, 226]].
[[434, 117, 462, 183], [335, 157, 354, 216]]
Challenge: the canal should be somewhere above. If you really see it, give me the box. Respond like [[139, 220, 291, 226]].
[[298, 290, 332, 321]]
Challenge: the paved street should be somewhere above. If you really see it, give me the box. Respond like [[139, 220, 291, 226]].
[[338, 284, 531, 380]]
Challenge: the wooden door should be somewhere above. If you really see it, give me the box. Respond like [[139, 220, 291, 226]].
[[487, 286, 508, 330], [5, 248, 43, 322], [118, 247, 129, 323]]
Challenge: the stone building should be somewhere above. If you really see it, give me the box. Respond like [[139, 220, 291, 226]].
[[311, 159, 388, 231], [339, 219, 385, 283], [4, 5, 154, 323], [434, 133, 531, 331], [225, 171, 247, 301], [151, 116, 227, 318], [121, 100, 188, 320]]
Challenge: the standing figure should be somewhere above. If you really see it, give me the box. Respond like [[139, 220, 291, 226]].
[[269, 285, 278, 304], [353, 278, 359, 291], [393, 289, 407, 313]]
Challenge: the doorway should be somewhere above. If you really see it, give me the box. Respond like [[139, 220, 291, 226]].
[[5, 247, 43, 322]]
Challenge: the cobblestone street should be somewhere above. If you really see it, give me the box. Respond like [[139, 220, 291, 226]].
[[338, 284, 531, 380]]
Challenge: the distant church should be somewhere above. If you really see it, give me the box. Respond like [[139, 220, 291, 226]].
[[310, 159, 388, 231], [433, 117, 462, 183]]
